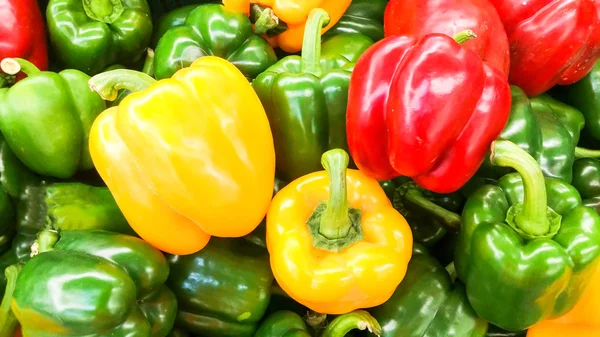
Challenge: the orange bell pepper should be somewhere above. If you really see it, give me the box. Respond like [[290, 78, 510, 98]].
[[527, 264, 600, 337], [222, 0, 351, 53], [266, 149, 413, 314], [88, 56, 275, 255]]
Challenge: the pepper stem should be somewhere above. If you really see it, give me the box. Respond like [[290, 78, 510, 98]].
[[301, 9, 331, 76], [445, 262, 457, 283], [0, 264, 22, 337], [250, 4, 288, 37], [575, 147, 600, 159], [88, 69, 156, 101], [142, 48, 155, 77], [321, 310, 382, 337], [491, 140, 560, 238], [30, 229, 60, 257], [306, 149, 364, 252], [453, 30, 478, 44], [82, 0, 124, 24], [1, 58, 41, 77]]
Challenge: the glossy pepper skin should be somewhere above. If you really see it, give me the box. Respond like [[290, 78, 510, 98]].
[[384, 0, 510, 75], [370, 245, 488, 337], [456, 140, 600, 331], [154, 4, 277, 80], [323, 0, 388, 42], [11, 230, 178, 337], [0, 58, 106, 179], [488, 0, 600, 96], [320, 33, 374, 64], [151, 4, 200, 47], [222, 0, 351, 53], [88, 56, 275, 255], [47, 0, 153, 75], [0, 0, 48, 84], [167, 238, 273, 337], [253, 9, 355, 182], [267, 149, 413, 314], [147, 0, 218, 22], [347, 32, 512, 193], [572, 158, 600, 214]]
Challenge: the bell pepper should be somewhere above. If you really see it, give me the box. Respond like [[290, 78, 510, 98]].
[[154, 4, 277, 80], [167, 238, 274, 337], [147, 0, 219, 22], [323, 0, 388, 42], [320, 33, 374, 63], [455, 140, 600, 331], [254, 310, 382, 337], [347, 31, 511, 194], [572, 158, 600, 214], [88, 56, 275, 255], [46, 0, 153, 75], [0, 0, 48, 85], [253, 9, 355, 182], [369, 244, 488, 337], [222, 0, 351, 53], [151, 5, 200, 47], [527, 264, 600, 337], [0, 58, 106, 179], [487, 0, 600, 96], [267, 149, 413, 314], [384, 0, 510, 75]]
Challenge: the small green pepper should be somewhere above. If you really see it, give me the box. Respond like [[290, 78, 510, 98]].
[[323, 0, 388, 42], [572, 157, 600, 214]]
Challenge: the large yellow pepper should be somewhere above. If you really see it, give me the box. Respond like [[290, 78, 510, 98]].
[[88, 56, 275, 255], [267, 149, 413, 314], [222, 0, 351, 53]]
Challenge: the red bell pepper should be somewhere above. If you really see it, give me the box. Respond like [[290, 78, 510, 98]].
[[346, 31, 511, 193], [0, 0, 48, 85], [384, 0, 510, 76], [488, 0, 600, 96]]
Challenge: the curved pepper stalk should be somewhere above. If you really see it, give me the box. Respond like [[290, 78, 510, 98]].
[[0, 264, 22, 337]]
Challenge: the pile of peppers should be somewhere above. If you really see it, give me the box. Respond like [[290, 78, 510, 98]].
[[0, 0, 600, 336]]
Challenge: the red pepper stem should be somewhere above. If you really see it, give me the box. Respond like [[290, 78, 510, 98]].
[[491, 140, 550, 236], [0, 264, 22, 337], [82, 0, 124, 24], [321, 310, 382, 337], [301, 8, 331, 76], [1, 58, 41, 77], [88, 69, 156, 101], [142, 48, 155, 77], [575, 147, 600, 159], [453, 30, 478, 44]]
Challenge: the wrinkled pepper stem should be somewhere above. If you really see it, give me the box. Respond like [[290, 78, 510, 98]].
[[491, 140, 561, 238], [306, 149, 364, 252], [575, 146, 600, 159], [82, 0, 124, 24], [301, 9, 331, 76], [453, 30, 478, 44], [321, 310, 382, 337], [395, 182, 461, 232], [0, 264, 23, 337], [88, 69, 156, 101], [1, 58, 41, 77]]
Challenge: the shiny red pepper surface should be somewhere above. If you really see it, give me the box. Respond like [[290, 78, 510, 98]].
[[0, 0, 48, 79], [488, 0, 600, 96], [346, 33, 512, 193], [384, 0, 510, 76]]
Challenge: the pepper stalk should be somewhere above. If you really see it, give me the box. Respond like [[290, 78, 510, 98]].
[[0, 264, 22, 337]]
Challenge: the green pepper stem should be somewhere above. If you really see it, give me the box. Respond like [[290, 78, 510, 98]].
[[82, 0, 124, 24], [142, 48, 155, 77], [575, 147, 600, 159], [403, 189, 461, 231], [491, 140, 550, 236], [301, 9, 331, 76], [1, 58, 41, 77], [249, 4, 288, 37], [453, 30, 478, 44], [88, 69, 156, 101], [445, 262, 457, 283], [321, 310, 382, 337], [0, 264, 22, 337], [305, 311, 328, 330], [30, 229, 60, 257]]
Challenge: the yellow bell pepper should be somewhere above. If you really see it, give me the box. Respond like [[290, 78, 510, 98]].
[[527, 264, 600, 337], [88, 56, 275, 255], [222, 0, 352, 53], [266, 149, 413, 314]]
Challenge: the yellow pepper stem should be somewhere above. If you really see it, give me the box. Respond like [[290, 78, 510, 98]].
[[0, 264, 22, 337], [88, 69, 156, 101], [306, 149, 363, 253], [301, 9, 331, 76]]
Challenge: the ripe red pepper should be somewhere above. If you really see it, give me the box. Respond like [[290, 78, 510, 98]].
[[346, 31, 511, 193], [488, 0, 600, 96], [384, 0, 510, 75], [0, 0, 48, 84]]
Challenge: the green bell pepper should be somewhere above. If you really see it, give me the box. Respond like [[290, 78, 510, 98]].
[[147, 0, 216, 22], [152, 5, 200, 46], [369, 244, 488, 337], [47, 0, 153, 75], [455, 140, 600, 331], [154, 4, 277, 80], [167, 238, 274, 337], [253, 9, 354, 182], [0, 58, 106, 179], [13, 182, 133, 262], [320, 33, 374, 63], [7, 229, 177, 337], [572, 157, 600, 214], [323, 0, 388, 42]]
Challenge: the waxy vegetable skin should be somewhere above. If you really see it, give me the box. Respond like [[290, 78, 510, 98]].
[[88, 56, 275, 255]]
